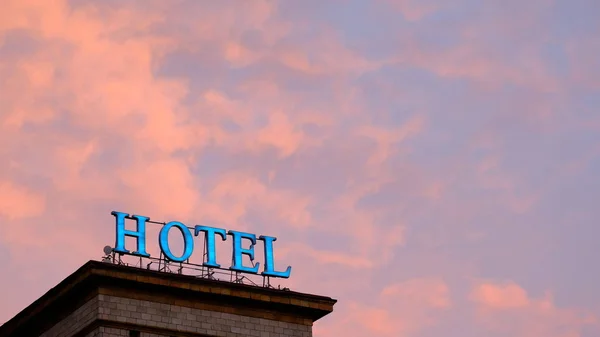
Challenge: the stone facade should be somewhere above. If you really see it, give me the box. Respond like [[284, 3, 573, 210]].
[[85, 327, 167, 337], [0, 261, 336, 337], [40, 293, 311, 337], [40, 296, 99, 337], [99, 294, 311, 337], [84, 327, 130, 337]]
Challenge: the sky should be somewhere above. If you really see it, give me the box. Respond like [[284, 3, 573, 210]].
[[1, 0, 600, 336]]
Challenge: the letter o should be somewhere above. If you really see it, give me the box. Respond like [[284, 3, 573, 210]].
[[159, 221, 194, 262]]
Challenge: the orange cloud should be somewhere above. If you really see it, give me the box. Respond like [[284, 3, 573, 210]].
[[470, 281, 598, 337], [359, 114, 426, 167], [470, 281, 530, 309], [0, 181, 45, 220], [203, 172, 312, 228], [382, 278, 451, 309], [277, 242, 374, 269], [1, 1, 599, 336], [255, 111, 304, 157], [316, 278, 451, 337], [384, 0, 441, 21]]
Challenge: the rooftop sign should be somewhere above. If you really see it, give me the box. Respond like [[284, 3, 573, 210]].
[[111, 211, 292, 279]]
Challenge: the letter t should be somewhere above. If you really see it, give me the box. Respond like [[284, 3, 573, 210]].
[[194, 225, 227, 268]]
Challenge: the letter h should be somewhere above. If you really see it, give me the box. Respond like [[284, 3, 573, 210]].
[[112, 211, 150, 257]]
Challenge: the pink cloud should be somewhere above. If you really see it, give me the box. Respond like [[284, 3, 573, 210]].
[[470, 281, 530, 309], [382, 278, 451, 309], [470, 281, 598, 337], [1, 1, 599, 336], [384, 0, 441, 21], [277, 242, 374, 269], [255, 111, 304, 157], [315, 278, 451, 337], [0, 181, 45, 220], [359, 114, 426, 167], [200, 172, 313, 228], [566, 37, 600, 89]]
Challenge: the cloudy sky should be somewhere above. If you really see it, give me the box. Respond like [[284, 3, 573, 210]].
[[1, 0, 600, 336]]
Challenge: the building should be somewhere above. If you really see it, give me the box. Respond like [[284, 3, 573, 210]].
[[0, 260, 336, 337]]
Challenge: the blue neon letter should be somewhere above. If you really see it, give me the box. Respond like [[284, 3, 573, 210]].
[[258, 235, 292, 278], [228, 230, 260, 273], [194, 226, 227, 268], [112, 211, 150, 257], [159, 221, 194, 262]]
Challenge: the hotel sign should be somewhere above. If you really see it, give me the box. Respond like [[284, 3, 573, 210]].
[[111, 211, 292, 278]]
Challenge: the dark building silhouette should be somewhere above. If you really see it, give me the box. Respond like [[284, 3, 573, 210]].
[[0, 261, 336, 337]]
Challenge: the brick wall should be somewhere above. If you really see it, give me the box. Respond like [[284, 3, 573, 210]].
[[39, 294, 312, 337], [40, 296, 98, 337], [98, 294, 311, 337], [85, 327, 168, 337]]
